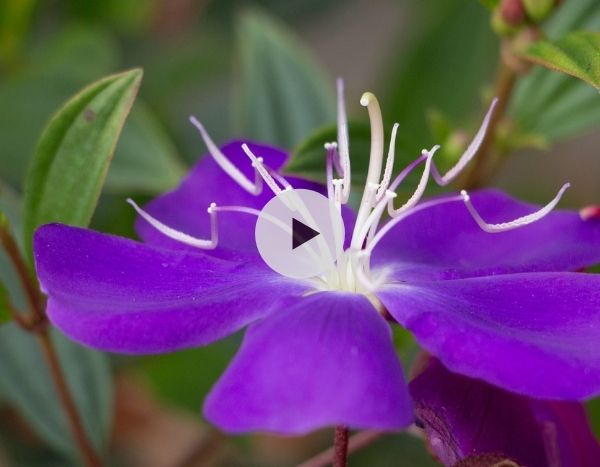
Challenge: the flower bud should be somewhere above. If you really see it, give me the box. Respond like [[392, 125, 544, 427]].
[[523, 0, 555, 22], [500, 0, 526, 25]]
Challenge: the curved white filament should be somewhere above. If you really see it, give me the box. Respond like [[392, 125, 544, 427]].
[[337, 78, 351, 202], [189, 116, 263, 195], [241, 144, 284, 196], [461, 183, 570, 233], [388, 147, 437, 218], [375, 123, 400, 202], [127, 199, 218, 249], [355, 189, 397, 248], [430, 98, 498, 186]]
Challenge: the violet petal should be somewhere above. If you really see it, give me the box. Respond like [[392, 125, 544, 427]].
[[377, 272, 600, 399], [204, 292, 412, 434], [410, 357, 600, 467], [34, 223, 308, 353]]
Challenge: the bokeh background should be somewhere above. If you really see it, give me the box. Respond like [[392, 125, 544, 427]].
[[0, 0, 599, 465]]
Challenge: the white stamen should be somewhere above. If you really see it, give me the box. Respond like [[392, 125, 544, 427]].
[[375, 123, 400, 202], [326, 141, 344, 176], [241, 144, 284, 196], [351, 92, 385, 249], [388, 147, 437, 217], [430, 98, 498, 186], [127, 199, 218, 249], [189, 116, 263, 195], [460, 183, 570, 233], [325, 143, 335, 201], [356, 190, 397, 248], [337, 78, 351, 202]]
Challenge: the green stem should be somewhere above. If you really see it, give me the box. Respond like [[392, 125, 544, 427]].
[[462, 61, 517, 189]]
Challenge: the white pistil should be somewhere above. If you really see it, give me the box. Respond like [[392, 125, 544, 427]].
[[461, 183, 570, 233], [241, 144, 285, 196], [189, 116, 263, 195], [337, 78, 351, 203], [351, 92, 385, 249], [430, 98, 498, 186], [127, 199, 219, 249], [375, 123, 400, 202]]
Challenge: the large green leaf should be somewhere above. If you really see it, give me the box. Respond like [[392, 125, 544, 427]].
[[511, 1, 600, 141], [0, 326, 112, 460], [22, 68, 143, 257], [236, 9, 335, 149], [521, 31, 600, 91]]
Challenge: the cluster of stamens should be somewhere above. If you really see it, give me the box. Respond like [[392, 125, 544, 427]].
[[129, 79, 570, 295]]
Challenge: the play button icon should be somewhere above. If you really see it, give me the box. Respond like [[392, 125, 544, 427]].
[[255, 189, 345, 279], [292, 218, 320, 249]]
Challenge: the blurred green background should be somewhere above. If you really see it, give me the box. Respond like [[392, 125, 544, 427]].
[[0, 0, 599, 465]]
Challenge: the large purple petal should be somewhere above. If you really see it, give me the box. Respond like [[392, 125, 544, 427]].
[[204, 292, 412, 434], [136, 140, 354, 254], [377, 272, 600, 399], [372, 190, 600, 279], [410, 357, 600, 467], [34, 224, 309, 354]]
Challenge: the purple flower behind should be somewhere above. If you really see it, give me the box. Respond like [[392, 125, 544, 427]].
[[410, 356, 600, 467], [33, 84, 600, 441]]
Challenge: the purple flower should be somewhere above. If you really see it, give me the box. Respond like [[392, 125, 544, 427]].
[[33, 81, 600, 436], [410, 356, 600, 467]]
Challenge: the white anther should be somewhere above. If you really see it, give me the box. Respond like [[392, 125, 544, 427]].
[[388, 147, 437, 218], [241, 144, 284, 196], [337, 78, 351, 202], [189, 116, 263, 195], [375, 123, 399, 202], [461, 183, 570, 233], [128, 199, 218, 250], [430, 98, 498, 186]]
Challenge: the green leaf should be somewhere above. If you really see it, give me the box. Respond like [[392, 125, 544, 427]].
[[511, 1, 600, 141], [22, 68, 143, 257], [286, 122, 372, 183], [236, 9, 335, 149], [108, 103, 186, 194], [0, 327, 112, 460], [520, 31, 600, 91]]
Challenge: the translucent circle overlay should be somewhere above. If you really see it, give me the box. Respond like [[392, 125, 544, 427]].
[[255, 189, 345, 279]]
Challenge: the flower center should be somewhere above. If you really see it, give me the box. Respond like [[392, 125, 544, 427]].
[[129, 79, 570, 296]]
